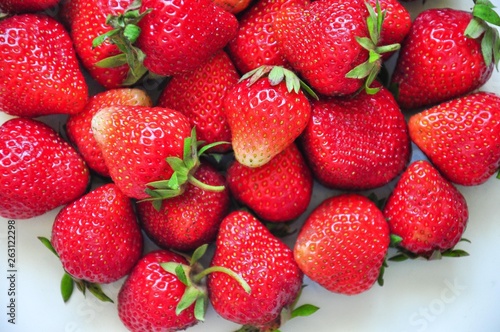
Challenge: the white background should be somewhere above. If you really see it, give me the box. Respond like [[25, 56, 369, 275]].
[[1, 0, 500, 331]]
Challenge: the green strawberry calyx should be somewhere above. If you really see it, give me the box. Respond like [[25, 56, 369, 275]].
[[465, 0, 500, 69], [240, 65, 319, 100], [92, 0, 151, 85], [161, 244, 251, 322], [140, 127, 228, 210], [388, 236, 471, 261], [346, 0, 401, 94], [38, 237, 114, 303]]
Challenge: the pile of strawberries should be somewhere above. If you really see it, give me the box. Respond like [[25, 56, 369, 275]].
[[1, 0, 500, 331]]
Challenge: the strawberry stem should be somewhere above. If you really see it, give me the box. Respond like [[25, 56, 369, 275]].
[[191, 266, 251, 294]]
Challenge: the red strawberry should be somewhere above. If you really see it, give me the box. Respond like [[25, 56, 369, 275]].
[[212, 0, 253, 14], [40, 183, 143, 302], [136, 162, 230, 251], [0, 0, 60, 13], [157, 50, 239, 153], [118, 250, 199, 331], [294, 193, 390, 295], [299, 85, 410, 190], [226, 0, 310, 74], [207, 210, 303, 330], [69, 0, 143, 88], [408, 92, 500, 186], [224, 65, 313, 167], [0, 14, 88, 117], [91, 105, 192, 199], [383, 160, 469, 258], [66, 88, 153, 177], [227, 143, 313, 222], [391, 5, 498, 109], [0, 118, 89, 219]]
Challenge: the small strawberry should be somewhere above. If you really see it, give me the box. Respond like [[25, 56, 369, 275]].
[[408, 91, 500, 186], [0, 118, 89, 219], [136, 162, 230, 252], [157, 50, 239, 153], [207, 210, 304, 330], [0, 14, 88, 117], [66, 88, 153, 177], [227, 143, 313, 223], [299, 85, 410, 190], [0, 0, 60, 13], [39, 183, 143, 302], [91, 105, 192, 199], [383, 160, 469, 259], [224, 65, 314, 168], [212, 0, 253, 14], [226, 0, 311, 74], [294, 193, 390, 295], [391, 3, 499, 109], [117, 250, 199, 332]]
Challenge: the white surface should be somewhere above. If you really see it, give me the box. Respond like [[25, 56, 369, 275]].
[[1, 1, 500, 331]]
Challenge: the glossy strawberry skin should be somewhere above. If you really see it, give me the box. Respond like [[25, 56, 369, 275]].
[[300, 86, 410, 190], [226, 0, 310, 74], [0, 0, 59, 13], [0, 118, 90, 219], [294, 193, 390, 295], [274, 0, 369, 96], [207, 211, 303, 329], [66, 88, 153, 177], [69, 0, 135, 89], [51, 184, 143, 283], [137, 163, 230, 251], [157, 50, 238, 153], [224, 76, 311, 168], [118, 250, 198, 332], [227, 143, 313, 222], [383, 160, 469, 257], [0, 14, 88, 117], [408, 92, 500, 186], [91, 105, 192, 199], [391, 8, 493, 110], [137, 0, 239, 76]]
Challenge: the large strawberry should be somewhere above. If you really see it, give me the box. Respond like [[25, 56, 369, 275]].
[[39, 183, 143, 302], [157, 50, 238, 153], [408, 92, 500, 186], [227, 143, 313, 222], [0, 14, 88, 117], [136, 162, 230, 252], [383, 160, 469, 259], [207, 210, 303, 330], [66, 88, 153, 177], [294, 193, 390, 295], [226, 0, 310, 74], [0, 118, 89, 219], [299, 85, 410, 190], [117, 250, 199, 331], [224, 65, 313, 168], [391, 3, 499, 109], [91, 105, 192, 199]]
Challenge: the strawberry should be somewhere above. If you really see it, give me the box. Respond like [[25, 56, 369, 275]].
[[91, 105, 192, 199], [117, 250, 199, 332], [157, 50, 239, 153], [39, 183, 143, 302], [66, 88, 153, 177], [383, 160, 469, 259], [224, 65, 313, 168], [69, 0, 144, 88], [212, 0, 253, 14], [227, 143, 313, 223], [226, 0, 310, 74], [299, 85, 410, 190], [0, 118, 89, 219], [0, 14, 88, 117], [390, 4, 499, 109], [136, 162, 230, 252], [294, 193, 390, 295], [408, 92, 500, 186], [207, 210, 303, 330], [0, 0, 60, 13]]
